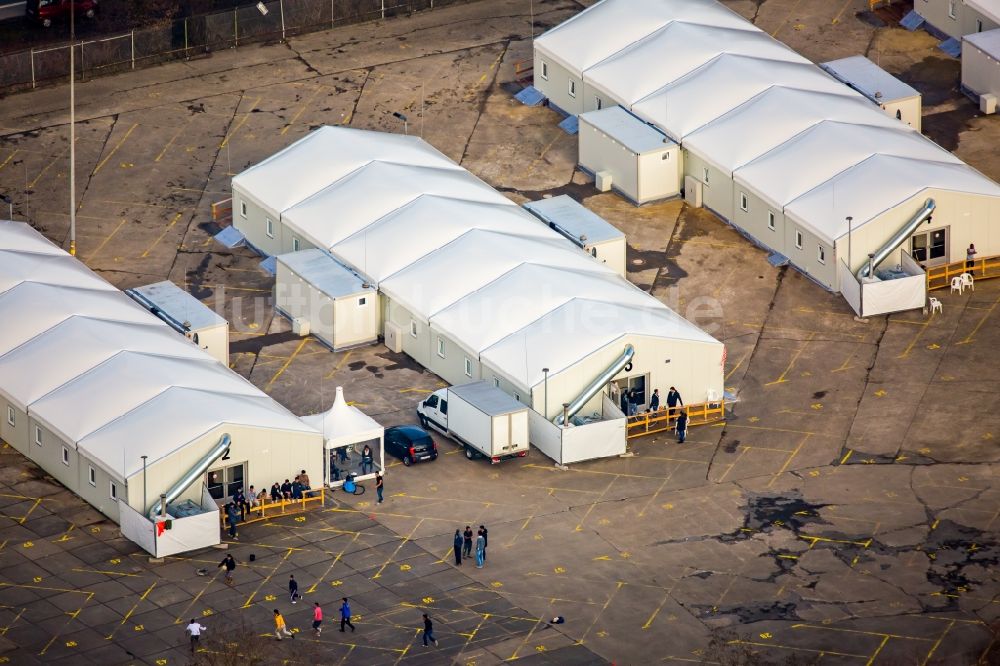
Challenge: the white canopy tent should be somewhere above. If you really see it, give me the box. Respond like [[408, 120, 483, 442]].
[[301, 386, 384, 487]]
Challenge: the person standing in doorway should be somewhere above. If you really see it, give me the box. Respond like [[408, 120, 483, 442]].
[[312, 602, 323, 636], [422, 613, 439, 647], [463, 526, 473, 559], [479, 525, 488, 562], [218, 554, 236, 585], [273, 609, 294, 640], [340, 597, 355, 632], [185, 619, 206, 653], [361, 444, 374, 475], [619, 389, 628, 415], [289, 575, 300, 604], [475, 529, 486, 568], [968, 243, 978, 269], [649, 389, 660, 413], [627, 389, 638, 417], [376, 472, 384, 504], [666, 386, 683, 418], [453, 529, 463, 565], [676, 410, 688, 444]]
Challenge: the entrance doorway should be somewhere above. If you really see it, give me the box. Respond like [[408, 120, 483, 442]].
[[207, 462, 246, 501], [910, 227, 948, 265], [611, 375, 648, 415]]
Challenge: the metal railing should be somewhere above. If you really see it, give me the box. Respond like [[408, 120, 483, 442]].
[[626, 400, 727, 440], [0, 0, 467, 92], [926, 255, 1000, 290], [220, 487, 326, 526]]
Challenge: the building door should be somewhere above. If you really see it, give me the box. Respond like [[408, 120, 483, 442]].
[[910, 227, 948, 265], [612, 375, 648, 414], [207, 462, 246, 502]]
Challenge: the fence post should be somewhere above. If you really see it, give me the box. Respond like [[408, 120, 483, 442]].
[[30, 48, 36, 89], [131, 30, 135, 69], [331, 0, 335, 29], [234, 7, 239, 48], [280, 0, 286, 41], [381, 0, 385, 19], [79, 42, 85, 81], [184, 18, 189, 56]]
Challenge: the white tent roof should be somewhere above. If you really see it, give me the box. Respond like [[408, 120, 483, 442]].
[[820, 55, 919, 103], [683, 87, 905, 175], [481, 299, 719, 388], [331, 197, 552, 285], [535, 0, 753, 77], [586, 22, 807, 107], [0, 222, 319, 482], [0, 318, 205, 411], [0, 221, 64, 254], [282, 161, 511, 249], [231, 126, 460, 217], [301, 386, 383, 450], [276, 249, 372, 299], [734, 121, 962, 210], [785, 154, 1000, 241]]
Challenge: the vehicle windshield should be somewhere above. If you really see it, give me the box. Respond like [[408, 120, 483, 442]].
[[414, 436, 433, 449]]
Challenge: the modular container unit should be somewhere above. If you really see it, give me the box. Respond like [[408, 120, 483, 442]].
[[417, 381, 529, 463]]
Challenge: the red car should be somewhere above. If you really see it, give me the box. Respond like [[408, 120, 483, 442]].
[[26, 0, 98, 28]]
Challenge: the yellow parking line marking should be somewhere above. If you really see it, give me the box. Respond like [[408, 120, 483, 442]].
[[840, 449, 854, 465], [724, 348, 751, 381], [831, 0, 854, 24], [957, 295, 1000, 345], [86, 218, 127, 262], [140, 212, 184, 257], [241, 547, 294, 609], [716, 446, 749, 484], [771, 0, 804, 38], [106, 582, 156, 640], [0, 149, 18, 171], [306, 533, 359, 593], [325, 351, 352, 379], [897, 320, 930, 358], [93, 123, 139, 175], [371, 518, 424, 580], [265, 337, 309, 389], [281, 86, 325, 135], [71, 568, 142, 578], [154, 125, 186, 162], [220, 97, 262, 148], [0, 607, 25, 636], [642, 592, 671, 630], [922, 621, 955, 666], [18, 498, 42, 524], [28, 148, 68, 188], [765, 332, 814, 385], [766, 433, 810, 488]]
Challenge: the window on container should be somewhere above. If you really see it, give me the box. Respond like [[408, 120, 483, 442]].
[[110, 482, 118, 501], [514, 392, 521, 402], [409, 320, 418, 338], [464, 358, 473, 377], [88, 466, 96, 487], [34, 425, 42, 446], [739, 192, 748, 212], [702, 167, 709, 185], [292, 237, 300, 251], [595, 96, 603, 110], [541, 61, 548, 80], [266, 218, 274, 238], [6, 405, 13, 427], [817, 245, 826, 264], [61, 446, 69, 466], [357, 297, 366, 306], [977, 19, 983, 31], [437, 337, 446, 358], [568, 80, 576, 98], [948, 0, 956, 18], [767, 212, 775, 231], [795, 230, 803, 250], [240, 201, 247, 218], [493, 376, 500, 388]]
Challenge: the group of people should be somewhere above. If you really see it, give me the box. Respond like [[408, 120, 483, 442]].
[[272, 596, 354, 641], [330, 443, 377, 481], [221, 470, 316, 539], [453, 525, 488, 568], [623, 386, 688, 442]]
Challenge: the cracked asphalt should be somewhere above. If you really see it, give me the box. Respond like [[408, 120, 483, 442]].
[[1, 0, 1000, 663]]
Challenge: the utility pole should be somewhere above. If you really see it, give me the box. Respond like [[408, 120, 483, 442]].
[[69, 0, 77, 256]]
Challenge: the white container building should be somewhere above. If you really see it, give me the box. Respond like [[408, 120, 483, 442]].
[[127, 280, 230, 365], [820, 56, 923, 131], [963, 29, 1000, 112], [523, 195, 627, 276]]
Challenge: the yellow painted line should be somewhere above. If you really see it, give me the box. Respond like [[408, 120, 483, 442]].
[[106, 582, 157, 639], [957, 295, 1000, 345], [398, 388, 434, 394], [0, 608, 25, 636], [642, 593, 670, 630], [140, 212, 183, 258], [324, 351, 353, 379], [0, 149, 18, 171], [86, 218, 128, 262], [792, 623, 932, 642], [93, 123, 139, 175], [771, 0, 804, 38], [716, 446, 749, 484], [154, 125, 186, 162], [765, 332, 814, 385], [922, 620, 955, 666], [724, 348, 751, 381], [281, 86, 325, 135], [840, 449, 854, 465], [18, 498, 42, 524], [241, 547, 294, 609], [265, 338, 309, 389], [72, 568, 142, 578], [371, 518, 424, 580], [832, 0, 854, 24], [766, 434, 810, 488], [28, 148, 68, 188], [306, 533, 359, 593], [897, 321, 930, 358], [220, 96, 262, 148]]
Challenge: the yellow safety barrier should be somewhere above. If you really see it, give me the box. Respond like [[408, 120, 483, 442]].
[[926, 255, 1000, 291], [626, 400, 726, 440], [211, 197, 233, 223], [219, 488, 325, 527]]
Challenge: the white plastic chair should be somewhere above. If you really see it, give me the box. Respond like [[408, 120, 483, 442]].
[[961, 272, 975, 292], [951, 276, 964, 294], [929, 297, 942, 314]]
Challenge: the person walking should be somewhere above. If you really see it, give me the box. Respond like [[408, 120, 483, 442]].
[[479, 525, 488, 562], [453, 529, 463, 565], [676, 410, 688, 444], [289, 574, 300, 604], [666, 386, 683, 418], [463, 526, 473, 559], [218, 554, 236, 585], [185, 619, 206, 653], [376, 472, 384, 504], [361, 444, 374, 475], [422, 613, 439, 647], [312, 602, 323, 636], [648, 389, 660, 413], [340, 597, 355, 632], [475, 529, 486, 568], [968, 243, 978, 269], [273, 609, 294, 640], [225, 503, 239, 540]]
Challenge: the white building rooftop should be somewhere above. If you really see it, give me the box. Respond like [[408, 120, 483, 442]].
[[821, 55, 920, 104], [577, 106, 673, 154], [524, 195, 624, 245], [130, 280, 226, 331], [276, 249, 372, 298]]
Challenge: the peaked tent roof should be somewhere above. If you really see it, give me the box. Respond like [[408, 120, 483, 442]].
[[301, 386, 383, 450]]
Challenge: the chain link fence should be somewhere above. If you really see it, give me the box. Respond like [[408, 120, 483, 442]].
[[0, 0, 467, 92]]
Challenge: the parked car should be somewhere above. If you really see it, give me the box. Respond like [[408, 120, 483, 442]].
[[26, 0, 98, 28], [384, 425, 437, 466]]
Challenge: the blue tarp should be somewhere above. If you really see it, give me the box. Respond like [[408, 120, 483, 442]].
[[515, 85, 546, 107], [767, 252, 789, 268], [259, 255, 277, 276], [214, 225, 246, 249], [558, 115, 579, 135], [938, 37, 961, 58], [900, 10, 925, 31]]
